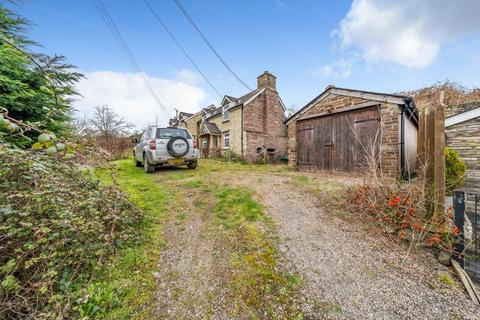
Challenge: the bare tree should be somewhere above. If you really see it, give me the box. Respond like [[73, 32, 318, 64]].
[[89, 105, 134, 141], [286, 105, 298, 118], [71, 114, 90, 136]]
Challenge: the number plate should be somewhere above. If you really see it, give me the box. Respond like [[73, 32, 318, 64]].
[[168, 158, 185, 165]]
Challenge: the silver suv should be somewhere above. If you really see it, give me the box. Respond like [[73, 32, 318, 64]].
[[133, 126, 199, 173]]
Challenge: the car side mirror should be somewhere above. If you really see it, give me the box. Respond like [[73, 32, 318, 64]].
[[132, 138, 139, 144]]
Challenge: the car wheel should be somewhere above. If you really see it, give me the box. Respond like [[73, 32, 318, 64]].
[[143, 154, 155, 173], [187, 161, 197, 169], [134, 153, 142, 167]]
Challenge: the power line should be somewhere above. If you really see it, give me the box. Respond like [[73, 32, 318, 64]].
[[93, 0, 169, 114], [143, 0, 222, 99], [173, 0, 253, 92]]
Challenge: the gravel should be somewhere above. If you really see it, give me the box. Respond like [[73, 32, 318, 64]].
[[228, 171, 480, 320], [154, 192, 234, 319]]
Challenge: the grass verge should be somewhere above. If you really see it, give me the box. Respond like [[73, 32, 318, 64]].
[[88, 159, 170, 319]]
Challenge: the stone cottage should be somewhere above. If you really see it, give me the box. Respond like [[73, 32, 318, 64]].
[[173, 71, 287, 162], [285, 86, 419, 178]]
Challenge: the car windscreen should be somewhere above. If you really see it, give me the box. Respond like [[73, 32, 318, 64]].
[[156, 128, 191, 139]]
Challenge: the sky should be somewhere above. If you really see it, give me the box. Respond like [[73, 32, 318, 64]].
[[7, 0, 480, 128]]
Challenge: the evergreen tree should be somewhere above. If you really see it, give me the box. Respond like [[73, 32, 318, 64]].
[[0, 4, 83, 147]]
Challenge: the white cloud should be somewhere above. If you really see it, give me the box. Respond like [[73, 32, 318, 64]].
[[73, 71, 207, 128], [173, 69, 200, 84], [336, 0, 480, 68], [312, 56, 357, 79]]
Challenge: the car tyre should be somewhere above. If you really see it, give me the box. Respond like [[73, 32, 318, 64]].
[[143, 154, 155, 173], [187, 161, 197, 169], [134, 153, 142, 167]]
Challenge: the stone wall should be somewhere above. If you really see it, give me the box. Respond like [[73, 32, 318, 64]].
[[208, 107, 243, 156], [379, 103, 401, 178], [243, 73, 287, 162], [182, 113, 202, 141], [446, 117, 480, 195], [286, 93, 402, 177], [286, 94, 370, 167]]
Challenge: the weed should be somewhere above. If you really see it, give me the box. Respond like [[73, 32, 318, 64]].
[[438, 272, 456, 287], [330, 303, 343, 314]]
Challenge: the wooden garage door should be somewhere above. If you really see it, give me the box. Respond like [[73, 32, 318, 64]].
[[296, 106, 381, 172]]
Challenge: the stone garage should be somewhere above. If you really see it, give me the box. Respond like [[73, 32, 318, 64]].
[[286, 86, 419, 178]]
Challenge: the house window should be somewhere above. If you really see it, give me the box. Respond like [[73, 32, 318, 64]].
[[202, 137, 208, 148], [223, 110, 230, 121], [213, 136, 219, 148], [223, 132, 230, 149]]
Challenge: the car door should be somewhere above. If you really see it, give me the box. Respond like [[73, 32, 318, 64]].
[[134, 132, 143, 161], [136, 129, 151, 161]]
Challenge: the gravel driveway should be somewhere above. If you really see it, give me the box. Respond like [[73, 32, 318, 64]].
[[225, 171, 480, 320]]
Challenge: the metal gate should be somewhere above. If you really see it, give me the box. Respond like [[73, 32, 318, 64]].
[[453, 191, 480, 282]]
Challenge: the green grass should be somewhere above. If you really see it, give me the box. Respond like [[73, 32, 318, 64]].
[[214, 187, 263, 227], [89, 159, 171, 319], [89, 158, 297, 319], [210, 185, 302, 318]]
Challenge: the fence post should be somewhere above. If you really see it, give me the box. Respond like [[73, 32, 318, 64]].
[[434, 104, 445, 215], [453, 191, 466, 268], [425, 106, 435, 184], [418, 111, 426, 167]]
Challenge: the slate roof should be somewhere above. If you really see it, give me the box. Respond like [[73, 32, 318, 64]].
[[286, 86, 418, 125], [204, 122, 221, 135], [179, 111, 193, 119], [207, 88, 263, 119]]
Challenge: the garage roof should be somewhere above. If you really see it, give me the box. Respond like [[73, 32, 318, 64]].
[[445, 105, 480, 127], [286, 86, 418, 125]]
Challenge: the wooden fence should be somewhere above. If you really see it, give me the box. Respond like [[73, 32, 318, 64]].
[[418, 103, 445, 214]]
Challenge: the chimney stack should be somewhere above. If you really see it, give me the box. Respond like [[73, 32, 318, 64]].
[[257, 71, 276, 91]]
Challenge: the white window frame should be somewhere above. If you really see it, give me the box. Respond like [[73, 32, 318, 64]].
[[223, 109, 230, 121], [223, 131, 230, 149]]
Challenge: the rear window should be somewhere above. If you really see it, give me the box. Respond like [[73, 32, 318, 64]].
[[156, 128, 191, 139]]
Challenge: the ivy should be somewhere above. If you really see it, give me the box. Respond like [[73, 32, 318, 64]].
[[0, 144, 144, 317]]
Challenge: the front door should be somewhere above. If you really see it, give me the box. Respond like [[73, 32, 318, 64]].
[[200, 136, 209, 158]]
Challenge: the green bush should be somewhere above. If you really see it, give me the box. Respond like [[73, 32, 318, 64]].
[[445, 147, 467, 195], [0, 144, 143, 318]]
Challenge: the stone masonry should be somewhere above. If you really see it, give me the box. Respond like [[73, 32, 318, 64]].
[[243, 72, 287, 162], [286, 92, 403, 177]]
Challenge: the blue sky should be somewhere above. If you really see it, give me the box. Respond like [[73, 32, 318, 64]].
[[8, 0, 480, 127]]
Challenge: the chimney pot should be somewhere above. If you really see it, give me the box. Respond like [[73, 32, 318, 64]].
[[257, 71, 276, 90]]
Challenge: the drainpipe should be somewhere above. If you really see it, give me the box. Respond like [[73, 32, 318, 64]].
[[400, 108, 406, 179], [241, 105, 244, 157]]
